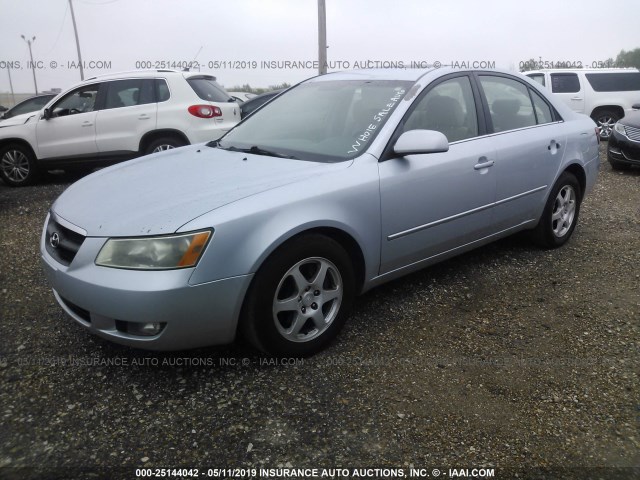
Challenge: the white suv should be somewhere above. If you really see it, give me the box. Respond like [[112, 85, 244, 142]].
[[524, 68, 640, 139], [0, 70, 240, 186]]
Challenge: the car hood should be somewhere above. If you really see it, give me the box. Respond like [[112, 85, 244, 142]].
[[52, 145, 351, 237], [621, 110, 640, 128], [0, 112, 38, 128]]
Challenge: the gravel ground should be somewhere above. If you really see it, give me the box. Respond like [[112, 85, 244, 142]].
[[0, 144, 638, 480]]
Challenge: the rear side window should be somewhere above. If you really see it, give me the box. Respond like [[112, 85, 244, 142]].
[[479, 75, 536, 132], [530, 89, 553, 124], [550, 73, 580, 93], [156, 79, 170, 102], [104, 79, 155, 109], [585, 72, 640, 92], [187, 77, 231, 102]]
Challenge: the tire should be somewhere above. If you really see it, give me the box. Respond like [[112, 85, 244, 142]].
[[531, 172, 582, 248], [0, 143, 39, 187], [592, 109, 620, 140], [240, 234, 355, 357], [144, 137, 186, 155]]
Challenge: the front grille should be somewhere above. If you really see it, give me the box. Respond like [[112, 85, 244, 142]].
[[625, 125, 640, 142], [45, 217, 85, 266]]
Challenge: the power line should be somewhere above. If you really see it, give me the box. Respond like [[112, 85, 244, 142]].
[[42, 2, 70, 57]]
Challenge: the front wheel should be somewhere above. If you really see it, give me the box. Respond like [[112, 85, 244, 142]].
[[240, 234, 355, 357], [0, 143, 39, 187], [531, 172, 582, 248]]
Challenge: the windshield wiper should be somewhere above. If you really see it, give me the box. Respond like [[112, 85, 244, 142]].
[[218, 144, 298, 159]]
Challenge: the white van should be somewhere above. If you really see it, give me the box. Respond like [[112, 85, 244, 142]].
[[524, 68, 640, 139]]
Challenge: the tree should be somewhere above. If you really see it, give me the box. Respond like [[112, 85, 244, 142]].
[[615, 48, 640, 69]]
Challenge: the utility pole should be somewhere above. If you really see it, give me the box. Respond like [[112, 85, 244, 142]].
[[21, 35, 38, 94], [6, 65, 16, 106], [317, 0, 327, 75], [68, 0, 84, 80]]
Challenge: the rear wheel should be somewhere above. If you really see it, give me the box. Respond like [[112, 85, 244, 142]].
[[241, 234, 355, 357], [592, 109, 619, 140], [0, 143, 39, 187], [531, 172, 582, 248], [144, 137, 186, 155]]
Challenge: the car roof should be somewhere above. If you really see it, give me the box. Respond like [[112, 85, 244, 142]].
[[83, 69, 216, 82], [308, 67, 531, 83], [525, 68, 640, 74]]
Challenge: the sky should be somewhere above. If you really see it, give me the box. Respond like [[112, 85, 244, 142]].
[[0, 0, 639, 94]]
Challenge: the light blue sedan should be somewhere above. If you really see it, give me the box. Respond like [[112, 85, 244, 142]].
[[40, 68, 599, 356]]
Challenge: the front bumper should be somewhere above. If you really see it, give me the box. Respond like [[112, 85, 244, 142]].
[[40, 215, 253, 350], [608, 129, 640, 166]]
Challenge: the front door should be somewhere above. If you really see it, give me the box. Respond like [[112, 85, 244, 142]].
[[36, 83, 100, 159]]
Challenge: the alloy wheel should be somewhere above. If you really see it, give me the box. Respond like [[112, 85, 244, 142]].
[[1, 149, 30, 183], [272, 257, 343, 343], [551, 185, 576, 238]]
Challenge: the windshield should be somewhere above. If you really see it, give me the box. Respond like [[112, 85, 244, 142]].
[[4, 95, 53, 119], [218, 79, 413, 162]]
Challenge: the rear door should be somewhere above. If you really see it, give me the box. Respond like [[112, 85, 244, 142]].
[[95, 78, 158, 154], [476, 73, 566, 230]]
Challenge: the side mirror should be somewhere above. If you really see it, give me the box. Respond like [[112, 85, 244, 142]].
[[632, 103, 640, 110], [393, 129, 449, 156], [43, 108, 51, 120]]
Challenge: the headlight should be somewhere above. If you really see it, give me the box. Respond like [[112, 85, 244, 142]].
[[95, 230, 212, 270], [614, 122, 626, 136]]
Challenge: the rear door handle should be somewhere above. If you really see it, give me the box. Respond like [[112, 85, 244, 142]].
[[138, 114, 151, 120], [474, 159, 494, 170], [81, 121, 93, 127]]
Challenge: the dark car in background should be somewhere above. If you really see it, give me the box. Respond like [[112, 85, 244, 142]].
[[240, 89, 284, 119], [608, 103, 640, 169], [0, 94, 56, 121]]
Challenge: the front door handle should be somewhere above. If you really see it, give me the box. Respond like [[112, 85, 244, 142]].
[[571, 96, 583, 101], [474, 159, 494, 170], [81, 122, 93, 127]]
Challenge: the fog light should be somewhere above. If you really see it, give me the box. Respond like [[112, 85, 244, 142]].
[[609, 146, 622, 155], [121, 321, 165, 336]]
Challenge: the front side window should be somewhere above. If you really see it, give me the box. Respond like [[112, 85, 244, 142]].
[[403, 76, 478, 143], [104, 79, 155, 109], [219, 80, 413, 162], [51, 85, 99, 117], [479, 75, 536, 132], [550, 73, 580, 93]]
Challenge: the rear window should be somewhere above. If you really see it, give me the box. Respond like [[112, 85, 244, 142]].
[[186, 77, 231, 102], [527, 74, 545, 87], [585, 72, 640, 92], [550, 73, 580, 93]]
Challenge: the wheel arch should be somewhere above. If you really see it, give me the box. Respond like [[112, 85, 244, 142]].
[[249, 225, 368, 295], [138, 129, 190, 153], [563, 162, 586, 198], [0, 138, 38, 160], [589, 105, 624, 120]]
